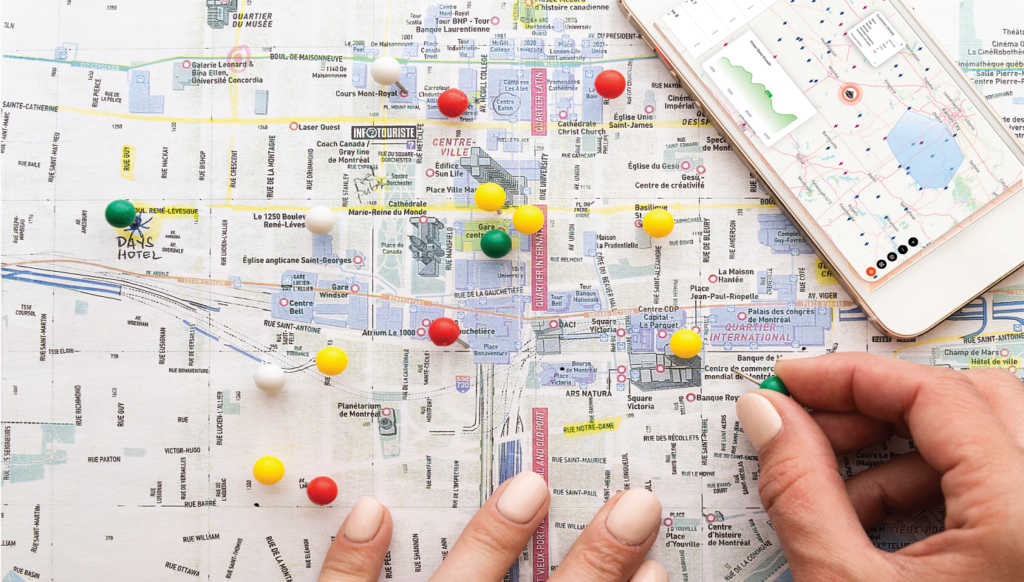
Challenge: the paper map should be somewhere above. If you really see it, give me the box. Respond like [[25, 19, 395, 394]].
[[2, 1, 1022, 580]]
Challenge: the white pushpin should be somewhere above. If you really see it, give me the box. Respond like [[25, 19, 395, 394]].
[[370, 56, 408, 96], [305, 206, 337, 235], [253, 363, 286, 393]]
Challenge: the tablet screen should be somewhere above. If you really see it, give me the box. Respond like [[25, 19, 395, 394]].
[[659, 0, 1023, 282]]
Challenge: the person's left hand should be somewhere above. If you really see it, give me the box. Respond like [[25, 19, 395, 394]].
[[316, 471, 668, 582]]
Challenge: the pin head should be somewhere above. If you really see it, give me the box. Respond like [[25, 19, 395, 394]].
[[253, 363, 286, 393], [428, 317, 461, 347], [759, 376, 790, 396], [480, 229, 512, 258], [474, 182, 506, 212], [437, 88, 469, 118], [732, 367, 790, 396], [105, 200, 137, 228], [594, 70, 626, 99], [643, 209, 675, 238], [670, 329, 702, 359], [305, 206, 337, 235], [513, 205, 545, 235], [370, 56, 402, 85], [316, 346, 348, 376], [253, 456, 285, 485], [306, 476, 338, 506]]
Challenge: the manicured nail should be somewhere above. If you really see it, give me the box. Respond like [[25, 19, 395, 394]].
[[496, 471, 548, 523], [606, 489, 662, 545], [736, 392, 783, 451], [344, 497, 384, 543], [630, 560, 669, 582]]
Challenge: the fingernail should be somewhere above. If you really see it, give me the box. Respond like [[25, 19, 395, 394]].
[[496, 470, 548, 523], [606, 489, 662, 545], [736, 392, 783, 451], [630, 561, 669, 582], [344, 497, 384, 543]]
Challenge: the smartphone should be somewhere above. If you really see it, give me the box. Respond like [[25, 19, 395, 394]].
[[620, 0, 1024, 338]]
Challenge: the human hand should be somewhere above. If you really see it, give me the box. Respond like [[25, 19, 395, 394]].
[[316, 471, 668, 582], [735, 352, 1024, 580]]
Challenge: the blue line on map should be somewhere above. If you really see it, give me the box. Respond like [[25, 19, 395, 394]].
[[187, 301, 221, 312], [949, 298, 986, 338], [1, 53, 662, 71], [226, 344, 262, 362], [991, 313, 1024, 327], [181, 320, 219, 341], [992, 300, 1024, 326], [838, 307, 868, 322], [1, 273, 121, 295], [0, 269, 122, 289]]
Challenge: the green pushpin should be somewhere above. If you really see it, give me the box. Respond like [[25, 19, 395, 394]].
[[105, 200, 137, 228], [480, 229, 512, 258], [732, 367, 789, 396]]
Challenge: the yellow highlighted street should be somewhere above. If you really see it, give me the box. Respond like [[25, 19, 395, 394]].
[[120, 145, 135, 180], [814, 258, 839, 285], [968, 357, 1020, 369], [564, 416, 622, 438], [59, 106, 710, 131]]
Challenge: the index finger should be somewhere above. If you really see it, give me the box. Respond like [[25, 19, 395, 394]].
[[775, 353, 1023, 529]]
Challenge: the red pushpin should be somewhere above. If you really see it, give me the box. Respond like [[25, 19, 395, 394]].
[[437, 88, 469, 118], [428, 317, 468, 347], [594, 70, 626, 99], [306, 476, 338, 506]]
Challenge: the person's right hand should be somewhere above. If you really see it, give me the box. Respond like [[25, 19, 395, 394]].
[[735, 352, 1024, 580]]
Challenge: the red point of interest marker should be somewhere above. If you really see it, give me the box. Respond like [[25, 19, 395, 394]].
[[866, 267, 877, 277], [306, 476, 338, 506], [437, 88, 469, 118], [594, 70, 626, 99], [428, 317, 461, 347]]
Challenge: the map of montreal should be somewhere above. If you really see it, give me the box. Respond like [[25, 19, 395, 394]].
[[1, 1, 1022, 581]]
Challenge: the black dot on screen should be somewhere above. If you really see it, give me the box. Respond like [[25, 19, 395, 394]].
[[254, 503, 260, 507]]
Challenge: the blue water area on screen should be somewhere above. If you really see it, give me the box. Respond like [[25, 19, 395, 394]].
[[886, 110, 964, 190]]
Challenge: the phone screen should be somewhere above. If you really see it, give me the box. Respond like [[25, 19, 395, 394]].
[[657, 0, 1023, 283]]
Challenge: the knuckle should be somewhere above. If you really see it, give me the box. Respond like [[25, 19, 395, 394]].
[[982, 367, 1023, 389], [757, 451, 817, 517], [460, 514, 526, 558], [569, 538, 635, 581], [923, 372, 982, 403], [318, 556, 377, 582]]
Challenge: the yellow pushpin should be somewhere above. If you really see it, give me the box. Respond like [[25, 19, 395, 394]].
[[513, 205, 545, 235], [643, 209, 674, 238], [669, 329, 702, 359], [253, 456, 285, 485], [316, 346, 348, 376], [474, 182, 506, 212]]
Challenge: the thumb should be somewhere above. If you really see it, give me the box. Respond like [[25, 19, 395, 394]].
[[736, 389, 882, 578]]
